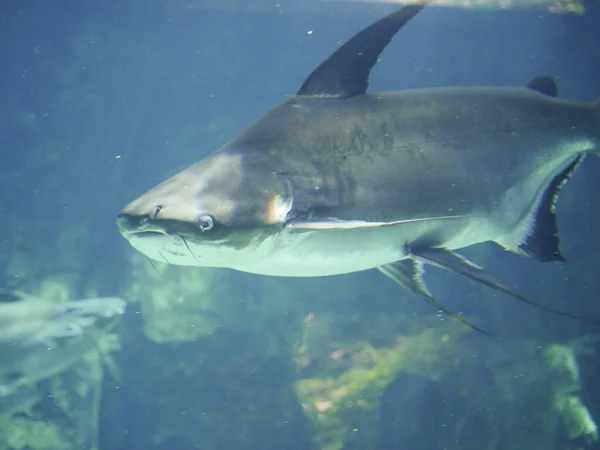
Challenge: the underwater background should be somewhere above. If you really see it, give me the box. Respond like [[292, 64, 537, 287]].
[[1, 0, 600, 448]]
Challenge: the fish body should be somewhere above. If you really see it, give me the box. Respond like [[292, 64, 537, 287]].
[[117, 3, 600, 333], [121, 87, 598, 276], [0, 291, 126, 345]]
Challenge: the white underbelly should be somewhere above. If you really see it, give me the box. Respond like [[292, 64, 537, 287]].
[[232, 237, 405, 277], [125, 216, 497, 277], [126, 227, 407, 276]]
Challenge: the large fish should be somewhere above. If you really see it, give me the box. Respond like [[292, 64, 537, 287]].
[[117, 3, 600, 333]]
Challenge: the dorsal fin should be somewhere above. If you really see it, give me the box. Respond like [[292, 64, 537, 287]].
[[297, 2, 428, 98], [526, 76, 558, 97]]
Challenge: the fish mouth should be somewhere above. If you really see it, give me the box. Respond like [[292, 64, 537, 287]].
[[116, 214, 168, 238], [117, 219, 211, 266], [117, 214, 142, 234], [117, 214, 204, 263], [122, 230, 167, 241]]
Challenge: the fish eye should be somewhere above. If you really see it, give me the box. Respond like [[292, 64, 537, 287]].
[[198, 215, 214, 232], [153, 205, 162, 219]]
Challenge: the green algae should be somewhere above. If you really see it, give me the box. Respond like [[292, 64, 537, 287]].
[[1, 417, 70, 450], [295, 319, 468, 450], [124, 254, 230, 342]]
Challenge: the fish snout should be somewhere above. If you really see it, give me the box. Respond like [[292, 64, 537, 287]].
[[117, 213, 146, 234], [118, 201, 173, 234]]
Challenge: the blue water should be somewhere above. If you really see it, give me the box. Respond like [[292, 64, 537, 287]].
[[1, 0, 600, 449]]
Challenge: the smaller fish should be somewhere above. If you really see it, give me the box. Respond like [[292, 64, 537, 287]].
[[61, 297, 126, 318], [0, 290, 127, 346], [30, 315, 98, 347]]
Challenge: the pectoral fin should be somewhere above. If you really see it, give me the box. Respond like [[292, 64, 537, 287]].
[[410, 247, 599, 324], [378, 260, 493, 335]]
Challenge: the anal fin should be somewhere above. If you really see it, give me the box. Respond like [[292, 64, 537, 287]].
[[378, 260, 493, 335], [410, 247, 599, 324]]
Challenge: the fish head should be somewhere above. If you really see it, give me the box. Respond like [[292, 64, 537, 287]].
[[117, 151, 294, 267]]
